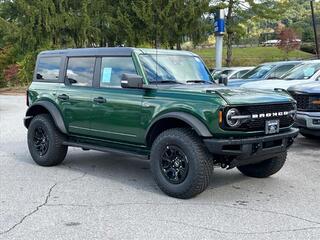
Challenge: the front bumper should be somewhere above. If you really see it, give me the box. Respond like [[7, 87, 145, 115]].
[[203, 128, 299, 168], [294, 111, 320, 130]]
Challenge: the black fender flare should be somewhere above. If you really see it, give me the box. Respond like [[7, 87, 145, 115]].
[[24, 101, 68, 134], [146, 112, 213, 141]]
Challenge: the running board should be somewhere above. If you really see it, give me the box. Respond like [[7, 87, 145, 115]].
[[63, 141, 149, 158]]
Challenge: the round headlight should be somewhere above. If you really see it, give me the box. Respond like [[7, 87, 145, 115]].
[[226, 108, 241, 128]]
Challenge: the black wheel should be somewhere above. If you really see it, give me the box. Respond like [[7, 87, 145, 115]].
[[150, 128, 213, 199], [237, 151, 287, 178], [27, 114, 68, 166]]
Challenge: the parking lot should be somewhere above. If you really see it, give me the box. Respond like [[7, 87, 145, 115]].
[[0, 94, 320, 240]]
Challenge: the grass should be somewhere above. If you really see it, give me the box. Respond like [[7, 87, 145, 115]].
[[193, 46, 314, 68]]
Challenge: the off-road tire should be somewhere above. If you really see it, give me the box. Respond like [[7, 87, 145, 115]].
[[150, 128, 213, 199], [27, 114, 68, 166], [237, 151, 287, 178]]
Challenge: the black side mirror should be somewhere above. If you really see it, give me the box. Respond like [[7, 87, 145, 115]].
[[36, 73, 43, 80], [218, 74, 228, 86], [121, 73, 144, 88]]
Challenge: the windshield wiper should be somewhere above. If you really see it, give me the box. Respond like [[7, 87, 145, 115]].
[[186, 80, 213, 84], [150, 80, 182, 84]]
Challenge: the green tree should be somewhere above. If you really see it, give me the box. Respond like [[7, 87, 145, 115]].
[[212, 0, 288, 66]]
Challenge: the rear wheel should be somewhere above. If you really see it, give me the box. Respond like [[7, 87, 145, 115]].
[[237, 151, 287, 178], [27, 114, 68, 166], [150, 128, 213, 199]]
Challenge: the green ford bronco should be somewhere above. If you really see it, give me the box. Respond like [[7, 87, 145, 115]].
[[24, 47, 299, 199]]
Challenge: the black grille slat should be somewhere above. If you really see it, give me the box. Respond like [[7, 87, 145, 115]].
[[290, 92, 320, 112], [227, 103, 295, 131]]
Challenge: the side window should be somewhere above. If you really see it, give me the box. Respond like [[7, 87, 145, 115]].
[[238, 70, 250, 78], [36, 57, 61, 81], [66, 57, 95, 87], [100, 57, 137, 87], [269, 65, 295, 79]]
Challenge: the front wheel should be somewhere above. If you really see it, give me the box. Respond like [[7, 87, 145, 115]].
[[237, 152, 287, 178], [150, 128, 213, 199]]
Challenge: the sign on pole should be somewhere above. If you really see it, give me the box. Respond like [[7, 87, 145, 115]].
[[214, 9, 225, 70]]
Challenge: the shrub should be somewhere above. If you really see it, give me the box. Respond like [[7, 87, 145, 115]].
[[300, 43, 316, 54], [3, 64, 20, 87], [17, 52, 37, 86]]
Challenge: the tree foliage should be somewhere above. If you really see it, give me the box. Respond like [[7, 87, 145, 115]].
[[277, 27, 300, 59], [0, 0, 318, 86], [211, 0, 289, 66], [0, 0, 211, 86]]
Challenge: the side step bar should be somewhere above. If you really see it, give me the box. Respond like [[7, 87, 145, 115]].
[[63, 141, 149, 158]]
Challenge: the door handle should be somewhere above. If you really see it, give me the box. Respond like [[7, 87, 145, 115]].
[[93, 97, 106, 104], [57, 94, 69, 101]]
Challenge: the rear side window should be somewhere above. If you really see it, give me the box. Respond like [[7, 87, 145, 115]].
[[36, 57, 61, 81], [66, 57, 95, 87], [100, 57, 137, 87]]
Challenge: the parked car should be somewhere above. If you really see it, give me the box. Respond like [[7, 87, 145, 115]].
[[241, 60, 320, 90], [261, 39, 301, 47], [24, 47, 298, 199], [227, 61, 302, 87], [288, 82, 320, 138], [212, 67, 253, 81], [261, 39, 280, 47]]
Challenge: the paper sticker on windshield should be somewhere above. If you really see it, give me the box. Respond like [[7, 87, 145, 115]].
[[102, 68, 112, 83], [303, 67, 315, 78]]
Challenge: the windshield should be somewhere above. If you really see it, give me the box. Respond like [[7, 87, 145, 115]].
[[139, 54, 213, 84], [241, 64, 274, 79], [282, 63, 320, 80]]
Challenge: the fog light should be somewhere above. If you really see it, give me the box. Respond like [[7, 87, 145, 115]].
[[312, 119, 320, 125]]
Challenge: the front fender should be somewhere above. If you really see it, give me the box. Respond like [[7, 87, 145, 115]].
[[146, 112, 213, 138]]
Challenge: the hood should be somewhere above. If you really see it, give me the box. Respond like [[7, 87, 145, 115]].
[[160, 84, 294, 105], [240, 79, 316, 90], [288, 82, 320, 94], [227, 78, 260, 88]]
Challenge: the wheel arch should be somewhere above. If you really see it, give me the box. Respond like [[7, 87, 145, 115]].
[[24, 101, 67, 134], [145, 112, 212, 147]]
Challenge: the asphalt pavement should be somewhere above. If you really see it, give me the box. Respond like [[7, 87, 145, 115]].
[[0, 95, 320, 240]]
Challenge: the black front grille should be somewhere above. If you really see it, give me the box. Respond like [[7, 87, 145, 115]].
[[290, 92, 320, 112], [224, 103, 295, 131]]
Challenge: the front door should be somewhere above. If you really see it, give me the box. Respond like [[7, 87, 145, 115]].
[[90, 56, 145, 144]]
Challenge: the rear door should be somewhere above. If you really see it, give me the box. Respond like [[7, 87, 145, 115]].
[[90, 56, 145, 144], [58, 57, 96, 136]]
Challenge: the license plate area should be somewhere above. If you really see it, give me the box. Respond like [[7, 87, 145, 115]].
[[265, 119, 280, 134]]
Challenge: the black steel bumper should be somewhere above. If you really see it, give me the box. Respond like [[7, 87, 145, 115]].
[[203, 128, 299, 167]]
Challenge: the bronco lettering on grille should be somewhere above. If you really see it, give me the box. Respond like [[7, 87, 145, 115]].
[[252, 111, 290, 119]]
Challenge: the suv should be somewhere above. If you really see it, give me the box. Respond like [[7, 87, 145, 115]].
[[24, 48, 299, 199], [288, 82, 320, 138]]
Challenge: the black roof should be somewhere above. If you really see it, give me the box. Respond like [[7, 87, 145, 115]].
[[39, 47, 135, 57]]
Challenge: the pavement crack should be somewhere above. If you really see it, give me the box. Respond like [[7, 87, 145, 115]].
[[0, 183, 57, 236], [0, 164, 87, 236], [44, 201, 320, 227], [156, 219, 320, 235]]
